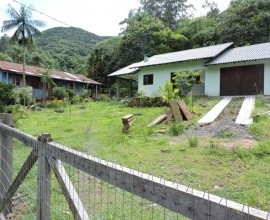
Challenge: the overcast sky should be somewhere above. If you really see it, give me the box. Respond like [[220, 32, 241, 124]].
[[0, 0, 231, 37]]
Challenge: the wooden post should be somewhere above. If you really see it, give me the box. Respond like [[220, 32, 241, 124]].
[[0, 114, 14, 215], [129, 78, 133, 98], [116, 77, 120, 99], [37, 133, 52, 220]]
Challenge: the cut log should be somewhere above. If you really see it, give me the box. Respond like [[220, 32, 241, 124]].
[[177, 100, 193, 121], [169, 101, 183, 122], [147, 115, 167, 127], [122, 114, 134, 121]]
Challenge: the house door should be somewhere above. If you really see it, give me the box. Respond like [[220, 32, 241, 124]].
[[220, 64, 264, 96]]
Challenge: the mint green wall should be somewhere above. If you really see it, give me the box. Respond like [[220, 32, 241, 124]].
[[138, 60, 206, 97], [205, 60, 270, 96]]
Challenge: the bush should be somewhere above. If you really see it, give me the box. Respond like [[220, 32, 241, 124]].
[[168, 122, 186, 136], [0, 83, 16, 112], [52, 87, 69, 100], [46, 100, 66, 108], [18, 87, 31, 106], [127, 97, 166, 107], [66, 89, 75, 100], [71, 95, 84, 104], [188, 136, 198, 148], [81, 89, 91, 99]]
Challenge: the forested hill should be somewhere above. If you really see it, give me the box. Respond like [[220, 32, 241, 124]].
[[36, 27, 107, 57]]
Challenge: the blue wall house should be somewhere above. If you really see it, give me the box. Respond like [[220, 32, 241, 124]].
[[0, 60, 101, 99]]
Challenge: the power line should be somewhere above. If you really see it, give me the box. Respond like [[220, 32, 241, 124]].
[[12, 0, 71, 27], [10, 0, 176, 64]]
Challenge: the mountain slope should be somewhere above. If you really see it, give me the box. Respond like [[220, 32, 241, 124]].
[[35, 27, 109, 73], [36, 27, 107, 57]]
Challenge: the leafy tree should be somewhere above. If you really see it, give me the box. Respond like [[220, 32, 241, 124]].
[[0, 34, 10, 53], [120, 12, 188, 59], [1, 4, 45, 87], [0, 52, 13, 62], [160, 81, 179, 103], [139, 0, 193, 29], [177, 17, 219, 47], [202, 0, 220, 18], [0, 83, 16, 112], [173, 70, 202, 95], [41, 68, 56, 101], [217, 0, 270, 46]]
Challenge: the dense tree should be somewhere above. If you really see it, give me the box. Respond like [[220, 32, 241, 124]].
[[217, 0, 270, 46], [1, 4, 45, 87], [177, 17, 218, 47], [139, 0, 193, 29], [202, 0, 220, 18], [120, 12, 188, 60]]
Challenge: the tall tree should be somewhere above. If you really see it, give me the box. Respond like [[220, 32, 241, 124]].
[[139, 0, 193, 29], [202, 0, 220, 18], [217, 0, 270, 46], [1, 4, 45, 87]]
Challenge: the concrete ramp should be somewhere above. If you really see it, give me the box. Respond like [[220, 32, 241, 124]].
[[198, 97, 232, 125], [235, 96, 255, 125]]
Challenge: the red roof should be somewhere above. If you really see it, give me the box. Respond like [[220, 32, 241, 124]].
[[0, 60, 101, 85]]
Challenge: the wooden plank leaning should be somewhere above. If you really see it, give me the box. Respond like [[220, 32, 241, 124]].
[[169, 101, 183, 122]]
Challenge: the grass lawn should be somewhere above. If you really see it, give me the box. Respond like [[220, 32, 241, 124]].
[[15, 97, 270, 212]]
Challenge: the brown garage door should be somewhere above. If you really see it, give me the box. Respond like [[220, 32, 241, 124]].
[[220, 64, 264, 96]]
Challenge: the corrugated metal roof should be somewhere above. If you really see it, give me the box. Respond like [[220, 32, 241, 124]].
[[108, 62, 141, 76], [132, 42, 233, 68], [206, 42, 270, 65], [0, 60, 101, 85]]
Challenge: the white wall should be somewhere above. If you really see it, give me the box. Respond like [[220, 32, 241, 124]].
[[205, 60, 270, 96], [138, 60, 206, 97]]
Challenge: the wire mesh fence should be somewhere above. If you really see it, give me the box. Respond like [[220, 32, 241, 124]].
[[0, 114, 269, 220]]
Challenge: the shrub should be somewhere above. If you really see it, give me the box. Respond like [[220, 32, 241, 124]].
[[46, 100, 66, 108], [0, 83, 16, 112], [188, 136, 198, 148], [81, 89, 91, 99], [52, 87, 68, 100], [71, 95, 84, 104], [168, 122, 186, 136], [18, 87, 32, 106], [66, 89, 75, 100]]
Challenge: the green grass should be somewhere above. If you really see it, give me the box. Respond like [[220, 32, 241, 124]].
[[13, 98, 270, 214]]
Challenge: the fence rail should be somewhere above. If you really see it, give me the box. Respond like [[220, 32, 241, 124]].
[[0, 113, 269, 219]]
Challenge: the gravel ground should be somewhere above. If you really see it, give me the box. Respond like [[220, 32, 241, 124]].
[[182, 97, 254, 140]]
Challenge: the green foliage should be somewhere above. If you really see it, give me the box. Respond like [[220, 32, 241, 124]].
[[249, 114, 270, 140], [0, 52, 13, 61], [188, 136, 198, 148], [17, 87, 32, 106], [52, 87, 69, 100], [173, 70, 202, 95], [0, 83, 16, 112], [218, 129, 233, 138], [217, 0, 270, 46], [255, 95, 267, 108], [160, 81, 179, 102], [140, 0, 193, 29], [168, 122, 186, 136], [35, 27, 107, 73]]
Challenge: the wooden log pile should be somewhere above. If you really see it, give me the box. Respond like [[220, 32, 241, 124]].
[[122, 114, 134, 133]]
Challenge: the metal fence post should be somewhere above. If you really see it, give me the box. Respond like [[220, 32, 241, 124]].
[[37, 133, 52, 220], [0, 113, 14, 216]]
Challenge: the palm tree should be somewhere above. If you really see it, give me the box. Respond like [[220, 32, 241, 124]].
[[1, 4, 45, 87]]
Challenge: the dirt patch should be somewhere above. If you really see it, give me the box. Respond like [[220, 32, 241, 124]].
[[170, 98, 257, 148]]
